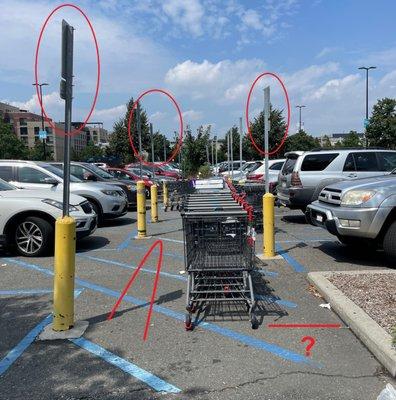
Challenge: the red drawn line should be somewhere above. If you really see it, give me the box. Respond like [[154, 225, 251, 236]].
[[268, 324, 341, 329], [107, 239, 163, 341]]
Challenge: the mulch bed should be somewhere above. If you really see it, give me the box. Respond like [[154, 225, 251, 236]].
[[329, 272, 396, 335]]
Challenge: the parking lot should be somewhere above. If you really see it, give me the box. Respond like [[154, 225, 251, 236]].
[[1, 205, 395, 400]]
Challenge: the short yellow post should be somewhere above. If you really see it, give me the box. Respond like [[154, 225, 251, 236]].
[[263, 192, 275, 257], [150, 184, 158, 223], [163, 181, 168, 207], [53, 216, 76, 331], [136, 180, 147, 238]]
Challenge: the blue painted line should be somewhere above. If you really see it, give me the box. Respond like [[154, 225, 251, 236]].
[[257, 269, 279, 277], [4, 257, 319, 367], [78, 254, 186, 282], [117, 230, 137, 251], [0, 289, 52, 295], [255, 295, 298, 309], [277, 239, 331, 243], [275, 244, 306, 273], [0, 315, 52, 376], [131, 244, 184, 260], [70, 338, 181, 393]]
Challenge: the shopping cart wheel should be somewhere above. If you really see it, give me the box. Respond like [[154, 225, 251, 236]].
[[185, 313, 193, 331], [250, 314, 259, 330], [170, 205, 174, 211]]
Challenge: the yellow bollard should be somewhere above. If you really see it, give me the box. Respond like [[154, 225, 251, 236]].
[[263, 192, 275, 257], [53, 216, 76, 331], [137, 180, 147, 238], [150, 184, 158, 223], [163, 181, 168, 209]]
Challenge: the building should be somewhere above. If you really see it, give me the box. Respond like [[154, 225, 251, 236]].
[[0, 101, 64, 160], [318, 132, 364, 147]]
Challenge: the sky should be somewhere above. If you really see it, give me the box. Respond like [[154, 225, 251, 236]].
[[1, 0, 396, 142]]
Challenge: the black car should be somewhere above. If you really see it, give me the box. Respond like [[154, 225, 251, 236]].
[[50, 162, 137, 209]]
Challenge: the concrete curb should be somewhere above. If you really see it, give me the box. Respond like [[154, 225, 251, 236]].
[[307, 270, 396, 377]]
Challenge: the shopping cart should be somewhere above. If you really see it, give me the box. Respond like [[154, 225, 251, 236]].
[[182, 205, 258, 330], [164, 180, 195, 211]]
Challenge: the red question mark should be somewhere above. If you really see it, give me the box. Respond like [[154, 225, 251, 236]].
[[301, 336, 316, 357]]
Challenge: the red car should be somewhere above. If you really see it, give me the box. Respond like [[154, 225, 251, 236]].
[[127, 163, 181, 180], [106, 168, 154, 197]]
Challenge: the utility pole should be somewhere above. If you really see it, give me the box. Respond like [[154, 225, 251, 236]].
[[32, 82, 49, 160], [358, 66, 376, 148], [295, 105, 306, 132], [239, 117, 243, 171], [264, 87, 270, 194], [137, 102, 142, 179]]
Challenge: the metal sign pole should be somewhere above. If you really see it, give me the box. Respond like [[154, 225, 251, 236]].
[[214, 135, 218, 175], [230, 129, 234, 179], [137, 102, 142, 179], [239, 117, 243, 171], [264, 86, 270, 193], [150, 123, 155, 178], [227, 132, 230, 175]]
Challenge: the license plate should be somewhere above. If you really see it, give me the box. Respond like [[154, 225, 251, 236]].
[[316, 214, 323, 222]]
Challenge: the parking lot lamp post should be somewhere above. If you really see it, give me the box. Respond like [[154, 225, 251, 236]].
[[32, 82, 49, 160], [358, 66, 376, 147], [214, 135, 218, 175], [239, 117, 243, 171], [295, 105, 306, 132]]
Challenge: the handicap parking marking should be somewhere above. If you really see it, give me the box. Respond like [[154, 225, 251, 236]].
[[4, 257, 320, 368], [116, 229, 137, 251], [71, 338, 181, 393], [275, 244, 306, 273]]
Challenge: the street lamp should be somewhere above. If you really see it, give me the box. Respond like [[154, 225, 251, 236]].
[[358, 66, 376, 148], [32, 82, 49, 160], [295, 105, 306, 132]]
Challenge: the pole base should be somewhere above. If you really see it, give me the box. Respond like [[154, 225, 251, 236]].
[[134, 235, 152, 240], [38, 320, 89, 341], [257, 253, 283, 260]]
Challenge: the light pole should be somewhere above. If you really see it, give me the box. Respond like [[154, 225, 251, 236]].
[[32, 82, 49, 160], [295, 105, 306, 132], [358, 66, 376, 148]]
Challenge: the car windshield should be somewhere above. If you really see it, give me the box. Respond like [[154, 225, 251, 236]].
[[0, 178, 15, 191], [85, 164, 114, 179], [43, 165, 82, 182]]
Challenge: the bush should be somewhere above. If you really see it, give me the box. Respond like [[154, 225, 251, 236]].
[[198, 163, 212, 179]]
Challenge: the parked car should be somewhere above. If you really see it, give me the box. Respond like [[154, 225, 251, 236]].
[[50, 162, 137, 209], [231, 161, 263, 181], [219, 160, 246, 176], [106, 167, 154, 198], [154, 162, 181, 174], [246, 159, 285, 183], [0, 178, 96, 256], [0, 160, 128, 224], [306, 171, 396, 261], [277, 149, 396, 212], [127, 163, 180, 180]]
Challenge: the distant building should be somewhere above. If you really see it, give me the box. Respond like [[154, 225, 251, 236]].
[[0, 101, 64, 160], [318, 132, 364, 147]]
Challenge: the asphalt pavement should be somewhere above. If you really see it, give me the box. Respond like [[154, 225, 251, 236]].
[[0, 206, 395, 400]]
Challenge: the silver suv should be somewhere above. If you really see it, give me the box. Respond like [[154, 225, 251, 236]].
[[0, 160, 128, 223], [307, 171, 396, 261], [277, 149, 396, 212]]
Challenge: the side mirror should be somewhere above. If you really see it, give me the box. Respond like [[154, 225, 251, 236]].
[[43, 177, 58, 185]]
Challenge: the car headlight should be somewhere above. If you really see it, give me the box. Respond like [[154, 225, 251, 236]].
[[341, 190, 376, 206], [101, 189, 121, 197], [42, 199, 78, 212]]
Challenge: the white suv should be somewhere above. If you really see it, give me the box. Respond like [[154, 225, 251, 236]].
[[0, 178, 96, 256]]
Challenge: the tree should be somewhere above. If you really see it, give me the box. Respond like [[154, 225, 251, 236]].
[[321, 135, 332, 148], [221, 126, 241, 160], [29, 140, 54, 161], [243, 107, 287, 160], [338, 130, 362, 148], [0, 119, 29, 159], [283, 130, 320, 153], [366, 98, 396, 149], [75, 141, 103, 162]]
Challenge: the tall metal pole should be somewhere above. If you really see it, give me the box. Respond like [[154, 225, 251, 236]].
[[137, 102, 142, 179], [230, 129, 234, 179], [163, 137, 166, 161], [214, 135, 218, 175], [211, 139, 214, 166], [358, 66, 376, 148], [227, 133, 230, 175], [33, 82, 49, 160], [296, 105, 306, 132], [150, 123, 155, 179], [264, 86, 270, 194], [239, 117, 243, 170]]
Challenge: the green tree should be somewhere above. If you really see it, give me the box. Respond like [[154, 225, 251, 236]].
[[29, 140, 54, 161], [221, 126, 241, 160], [243, 107, 287, 159], [321, 135, 332, 148], [283, 130, 320, 153], [0, 119, 29, 159], [366, 98, 396, 149], [76, 141, 104, 162], [338, 130, 362, 148]]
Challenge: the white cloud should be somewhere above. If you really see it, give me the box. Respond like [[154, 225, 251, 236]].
[[316, 46, 339, 58], [181, 109, 203, 121], [150, 111, 167, 121], [92, 104, 126, 120]]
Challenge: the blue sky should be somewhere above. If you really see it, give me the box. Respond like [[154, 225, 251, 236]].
[[1, 0, 396, 142]]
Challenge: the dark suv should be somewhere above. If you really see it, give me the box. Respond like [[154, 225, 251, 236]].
[[51, 162, 137, 209]]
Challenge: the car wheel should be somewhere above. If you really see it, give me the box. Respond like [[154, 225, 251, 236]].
[[14, 216, 53, 257], [88, 200, 103, 225], [383, 221, 396, 260]]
